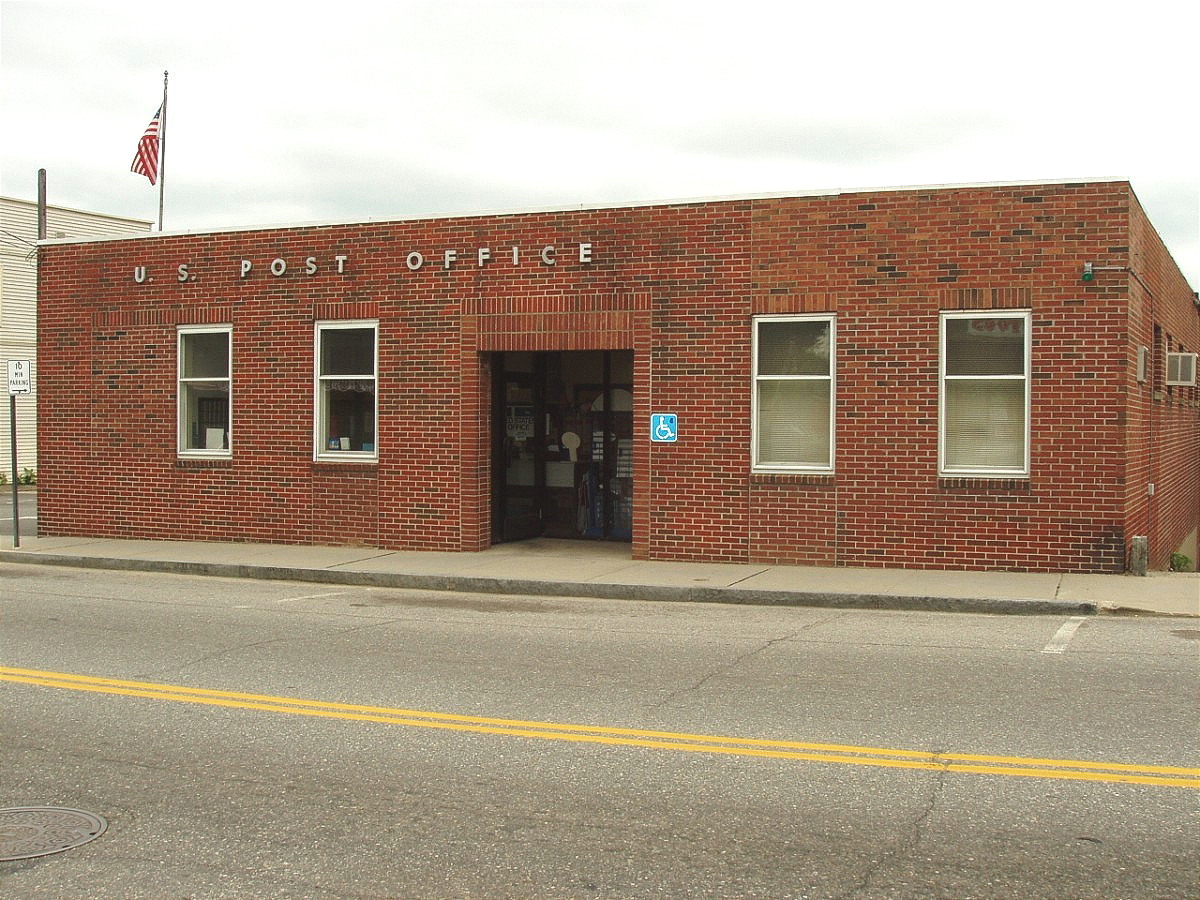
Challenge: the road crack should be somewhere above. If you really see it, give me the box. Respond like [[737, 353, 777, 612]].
[[650, 612, 847, 711], [841, 755, 948, 898], [161, 617, 402, 679]]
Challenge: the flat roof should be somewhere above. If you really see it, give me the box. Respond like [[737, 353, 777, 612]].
[[36, 177, 1128, 247]]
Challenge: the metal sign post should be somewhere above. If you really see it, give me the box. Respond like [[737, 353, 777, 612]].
[[7, 359, 32, 547]]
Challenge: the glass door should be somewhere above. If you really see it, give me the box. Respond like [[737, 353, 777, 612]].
[[492, 351, 633, 543], [492, 353, 545, 542]]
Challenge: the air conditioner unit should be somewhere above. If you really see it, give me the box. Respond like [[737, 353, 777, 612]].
[[1165, 352, 1197, 386]]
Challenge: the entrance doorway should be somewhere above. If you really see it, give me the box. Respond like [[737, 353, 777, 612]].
[[492, 351, 633, 543]]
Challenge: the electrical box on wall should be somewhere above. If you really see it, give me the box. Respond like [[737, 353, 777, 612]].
[[1137, 346, 1149, 383]]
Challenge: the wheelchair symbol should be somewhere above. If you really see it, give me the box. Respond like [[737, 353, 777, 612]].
[[651, 414, 677, 443]]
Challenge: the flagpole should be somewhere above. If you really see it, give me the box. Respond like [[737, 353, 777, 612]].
[[157, 70, 168, 231]]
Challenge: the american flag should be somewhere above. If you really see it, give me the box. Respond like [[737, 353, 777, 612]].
[[131, 108, 161, 185]]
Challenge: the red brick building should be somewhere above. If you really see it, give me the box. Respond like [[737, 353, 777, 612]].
[[36, 180, 1199, 572]]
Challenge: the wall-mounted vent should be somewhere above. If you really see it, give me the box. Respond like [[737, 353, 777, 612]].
[[1136, 346, 1149, 383], [1165, 352, 1197, 386]]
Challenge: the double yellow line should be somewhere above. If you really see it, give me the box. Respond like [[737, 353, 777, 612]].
[[4, 666, 1198, 789]]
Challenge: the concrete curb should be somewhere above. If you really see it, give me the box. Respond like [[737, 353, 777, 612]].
[[1093, 603, 1199, 619], [1, 551, 1101, 616]]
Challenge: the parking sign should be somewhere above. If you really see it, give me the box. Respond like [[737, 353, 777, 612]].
[[7, 360, 31, 395]]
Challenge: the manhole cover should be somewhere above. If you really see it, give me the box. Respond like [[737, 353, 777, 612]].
[[0, 807, 107, 862]]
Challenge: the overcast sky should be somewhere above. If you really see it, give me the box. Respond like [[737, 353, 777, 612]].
[[2, 0, 1197, 287]]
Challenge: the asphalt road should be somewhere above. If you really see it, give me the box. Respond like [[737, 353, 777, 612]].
[[2, 564, 1197, 898]]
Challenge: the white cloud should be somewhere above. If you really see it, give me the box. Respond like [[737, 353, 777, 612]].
[[2, 0, 1196, 285]]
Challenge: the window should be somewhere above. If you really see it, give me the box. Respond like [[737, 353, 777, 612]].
[[178, 326, 231, 456], [1165, 351, 1197, 386], [939, 311, 1030, 476], [315, 321, 377, 460], [752, 315, 835, 472]]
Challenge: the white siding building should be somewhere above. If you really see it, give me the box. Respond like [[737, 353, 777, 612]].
[[1, 197, 151, 476]]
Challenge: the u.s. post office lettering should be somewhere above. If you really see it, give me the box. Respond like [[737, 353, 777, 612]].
[[131, 242, 594, 284]]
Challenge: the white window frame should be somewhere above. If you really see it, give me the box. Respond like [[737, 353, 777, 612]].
[[1165, 351, 1197, 386], [939, 310, 1031, 478], [314, 320, 378, 462], [177, 325, 232, 458], [751, 314, 836, 474]]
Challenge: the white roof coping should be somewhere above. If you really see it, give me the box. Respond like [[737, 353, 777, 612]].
[[35, 177, 1129, 247]]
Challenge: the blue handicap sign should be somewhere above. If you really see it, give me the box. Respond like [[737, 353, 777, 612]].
[[650, 414, 678, 443]]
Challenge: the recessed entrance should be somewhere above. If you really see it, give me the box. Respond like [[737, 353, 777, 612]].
[[492, 351, 633, 544]]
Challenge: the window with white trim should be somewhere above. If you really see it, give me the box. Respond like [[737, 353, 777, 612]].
[[315, 321, 377, 460], [939, 311, 1030, 476], [1165, 351, 1197, 386], [752, 315, 835, 472], [178, 325, 231, 456]]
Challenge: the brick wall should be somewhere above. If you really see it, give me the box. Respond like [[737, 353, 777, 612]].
[[36, 181, 1199, 571], [1125, 192, 1200, 569]]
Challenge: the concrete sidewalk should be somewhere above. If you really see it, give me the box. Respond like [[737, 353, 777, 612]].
[[2, 535, 1197, 618]]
